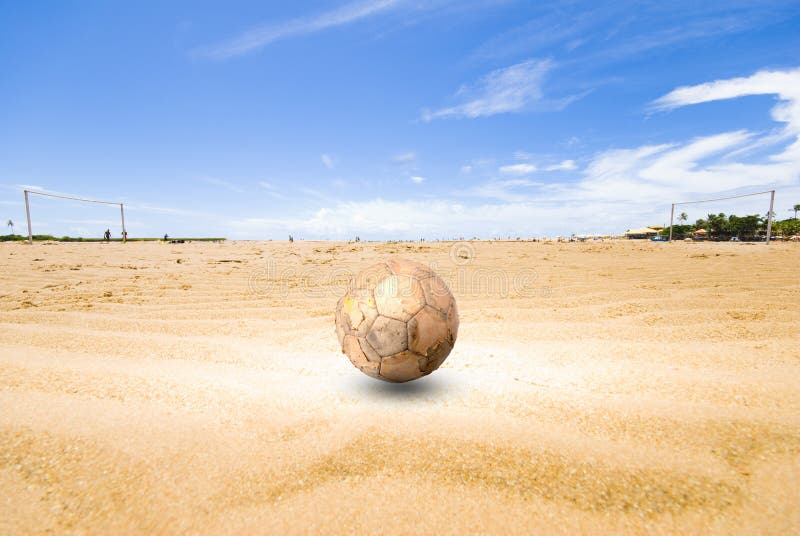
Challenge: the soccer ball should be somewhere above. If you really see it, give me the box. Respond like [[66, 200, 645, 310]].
[[335, 258, 458, 382]]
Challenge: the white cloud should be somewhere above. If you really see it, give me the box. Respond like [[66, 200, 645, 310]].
[[410, 175, 426, 184], [196, 0, 399, 60], [227, 195, 649, 239], [321, 153, 336, 169], [392, 151, 417, 163], [652, 68, 800, 112], [460, 165, 473, 174], [228, 67, 800, 239], [566, 67, 800, 206], [422, 59, 581, 120], [545, 159, 577, 171], [499, 163, 537, 175], [652, 67, 800, 162]]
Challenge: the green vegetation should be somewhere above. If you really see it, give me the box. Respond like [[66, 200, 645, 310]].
[[774, 218, 800, 237], [0, 234, 225, 242], [662, 212, 800, 240]]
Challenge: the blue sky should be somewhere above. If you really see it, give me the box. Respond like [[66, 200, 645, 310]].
[[1, 0, 799, 239]]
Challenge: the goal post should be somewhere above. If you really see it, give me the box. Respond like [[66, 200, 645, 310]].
[[23, 189, 127, 244], [668, 189, 776, 244]]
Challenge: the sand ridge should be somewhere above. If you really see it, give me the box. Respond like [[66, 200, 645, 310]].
[[1, 240, 799, 534]]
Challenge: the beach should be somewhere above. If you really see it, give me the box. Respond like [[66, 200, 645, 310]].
[[1, 239, 798, 534]]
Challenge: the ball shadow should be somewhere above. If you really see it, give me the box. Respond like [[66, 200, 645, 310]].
[[343, 373, 456, 400]]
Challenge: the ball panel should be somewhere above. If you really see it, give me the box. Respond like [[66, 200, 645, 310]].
[[338, 288, 378, 336], [359, 361, 381, 379], [417, 355, 429, 372], [421, 340, 453, 374], [420, 274, 452, 313], [407, 305, 449, 356], [379, 350, 425, 382], [343, 335, 381, 378], [374, 274, 425, 322], [386, 258, 433, 280], [446, 298, 459, 342], [358, 337, 382, 363], [350, 262, 392, 289], [342, 334, 368, 366], [366, 315, 408, 357], [355, 298, 378, 337], [342, 294, 365, 330]]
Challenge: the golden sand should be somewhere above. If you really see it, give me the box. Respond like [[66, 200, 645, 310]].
[[1, 240, 798, 534]]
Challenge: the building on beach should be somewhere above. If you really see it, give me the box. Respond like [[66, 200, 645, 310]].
[[624, 227, 660, 239]]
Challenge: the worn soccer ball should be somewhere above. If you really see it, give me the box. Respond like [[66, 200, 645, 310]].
[[335, 258, 458, 382]]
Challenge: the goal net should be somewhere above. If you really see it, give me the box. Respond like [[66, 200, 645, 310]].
[[23, 189, 127, 243], [668, 190, 775, 243]]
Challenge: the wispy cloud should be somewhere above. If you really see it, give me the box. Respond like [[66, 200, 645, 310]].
[[228, 67, 800, 239], [421, 59, 584, 120], [392, 151, 417, 164], [258, 181, 289, 200], [300, 186, 341, 204], [466, 178, 543, 203], [321, 153, 336, 169], [199, 176, 244, 193], [651, 67, 800, 162], [196, 0, 399, 60], [410, 175, 426, 184], [499, 163, 537, 175], [652, 67, 800, 111], [566, 66, 800, 205], [127, 203, 214, 218], [472, 2, 796, 66], [545, 159, 577, 171]]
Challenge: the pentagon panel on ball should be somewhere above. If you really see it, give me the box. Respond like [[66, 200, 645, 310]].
[[335, 258, 459, 382]]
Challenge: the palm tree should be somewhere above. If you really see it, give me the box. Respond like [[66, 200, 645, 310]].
[[793, 204, 800, 219], [678, 212, 688, 224], [6, 219, 13, 235]]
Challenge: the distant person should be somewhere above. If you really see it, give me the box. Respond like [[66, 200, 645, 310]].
[[121, 230, 128, 242], [164, 233, 169, 241], [289, 235, 293, 243], [104, 229, 111, 242]]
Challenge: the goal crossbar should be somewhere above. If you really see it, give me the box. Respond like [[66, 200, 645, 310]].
[[23, 189, 127, 244], [668, 189, 775, 243]]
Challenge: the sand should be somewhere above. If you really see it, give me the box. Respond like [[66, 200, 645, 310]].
[[1, 239, 799, 534]]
